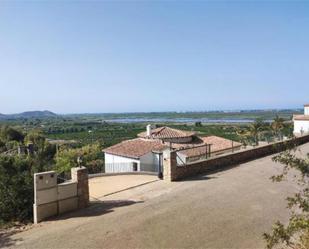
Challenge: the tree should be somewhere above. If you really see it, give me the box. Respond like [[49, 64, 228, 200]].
[[24, 130, 45, 147], [0, 156, 34, 224], [55, 143, 104, 175], [0, 126, 24, 142], [263, 146, 309, 249], [0, 139, 5, 153], [236, 127, 250, 148], [271, 115, 285, 141], [248, 119, 265, 146], [195, 121, 202, 127]]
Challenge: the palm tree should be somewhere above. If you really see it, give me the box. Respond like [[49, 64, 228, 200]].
[[248, 119, 265, 146], [236, 127, 250, 148], [271, 115, 284, 141]]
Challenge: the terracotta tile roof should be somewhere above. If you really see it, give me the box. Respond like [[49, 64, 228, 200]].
[[103, 138, 168, 159], [169, 136, 205, 149], [293, 115, 309, 121], [178, 136, 242, 157], [304, 104, 309, 107], [201, 136, 242, 151], [138, 126, 195, 139]]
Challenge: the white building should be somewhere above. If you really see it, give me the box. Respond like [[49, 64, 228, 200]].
[[103, 125, 241, 174], [293, 104, 309, 136], [103, 138, 165, 173]]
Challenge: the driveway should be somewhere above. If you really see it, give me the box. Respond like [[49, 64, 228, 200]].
[[5, 143, 309, 249], [89, 174, 159, 199]]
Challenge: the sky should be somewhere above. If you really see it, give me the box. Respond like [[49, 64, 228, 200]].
[[0, 1, 309, 114]]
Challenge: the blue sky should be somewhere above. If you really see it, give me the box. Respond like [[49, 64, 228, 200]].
[[0, 1, 308, 114]]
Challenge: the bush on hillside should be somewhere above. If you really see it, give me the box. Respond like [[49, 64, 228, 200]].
[[0, 156, 33, 224], [0, 126, 24, 143], [55, 142, 104, 175]]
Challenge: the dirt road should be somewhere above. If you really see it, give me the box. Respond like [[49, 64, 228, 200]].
[[5, 143, 308, 249]]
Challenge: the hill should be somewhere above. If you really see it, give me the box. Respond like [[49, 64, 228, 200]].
[[0, 110, 57, 120], [16, 111, 57, 118]]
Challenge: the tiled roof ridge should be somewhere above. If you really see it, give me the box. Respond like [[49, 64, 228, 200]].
[[152, 126, 166, 136], [103, 138, 167, 159], [138, 126, 195, 139]]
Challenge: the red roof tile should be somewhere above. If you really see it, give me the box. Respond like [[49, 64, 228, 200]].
[[293, 115, 309, 121], [178, 136, 242, 157], [103, 138, 168, 159], [201, 136, 242, 151], [138, 126, 195, 139]]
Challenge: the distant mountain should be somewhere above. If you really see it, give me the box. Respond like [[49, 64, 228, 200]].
[[0, 110, 58, 120], [16, 111, 57, 118]]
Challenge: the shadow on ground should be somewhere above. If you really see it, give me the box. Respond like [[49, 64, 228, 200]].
[[182, 175, 217, 181], [0, 200, 142, 248], [53, 199, 143, 221], [0, 230, 23, 248]]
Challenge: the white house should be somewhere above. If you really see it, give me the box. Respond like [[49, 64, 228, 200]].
[[103, 125, 241, 174], [103, 138, 166, 173], [293, 103, 309, 136]]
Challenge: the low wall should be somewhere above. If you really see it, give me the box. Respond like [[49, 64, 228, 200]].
[[166, 134, 309, 181], [88, 171, 158, 179], [33, 167, 89, 223]]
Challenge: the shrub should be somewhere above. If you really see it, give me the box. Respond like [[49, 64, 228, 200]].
[[0, 156, 33, 224], [55, 143, 104, 175]]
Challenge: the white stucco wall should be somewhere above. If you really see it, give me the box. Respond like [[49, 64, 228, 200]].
[[104, 152, 161, 173], [104, 153, 140, 173], [305, 106, 309, 115], [293, 120, 309, 135]]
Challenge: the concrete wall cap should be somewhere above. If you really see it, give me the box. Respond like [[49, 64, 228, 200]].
[[34, 171, 56, 176], [58, 180, 76, 186]]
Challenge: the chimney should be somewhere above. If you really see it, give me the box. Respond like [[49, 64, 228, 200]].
[[146, 124, 152, 137]]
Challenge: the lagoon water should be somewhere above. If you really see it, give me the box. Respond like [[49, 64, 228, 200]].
[[104, 118, 272, 124]]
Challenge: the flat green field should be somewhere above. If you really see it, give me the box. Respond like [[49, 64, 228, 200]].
[[0, 109, 298, 148]]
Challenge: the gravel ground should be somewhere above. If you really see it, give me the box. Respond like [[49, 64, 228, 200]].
[[4, 143, 309, 249]]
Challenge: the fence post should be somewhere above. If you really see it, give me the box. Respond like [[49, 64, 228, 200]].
[[71, 167, 89, 208]]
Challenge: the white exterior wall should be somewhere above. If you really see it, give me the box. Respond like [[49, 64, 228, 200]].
[[104, 152, 161, 173], [305, 106, 309, 115], [104, 153, 140, 173], [294, 120, 309, 135]]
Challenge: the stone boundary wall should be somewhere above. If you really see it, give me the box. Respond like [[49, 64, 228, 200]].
[[166, 134, 309, 181], [33, 167, 89, 223]]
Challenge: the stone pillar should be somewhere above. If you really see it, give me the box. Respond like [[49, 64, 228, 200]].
[[71, 167, 89, 208], [163, 157, 171, 181], [163, 150, 177, 181], [170, 151, 178, 181]]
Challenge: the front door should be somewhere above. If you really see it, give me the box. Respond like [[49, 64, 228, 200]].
[[132, 162, 138, 171]]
